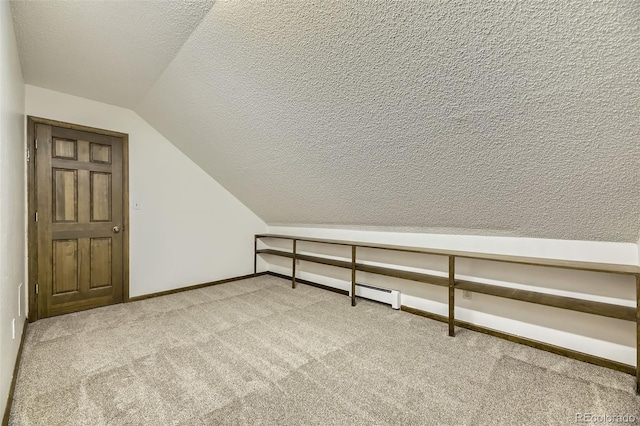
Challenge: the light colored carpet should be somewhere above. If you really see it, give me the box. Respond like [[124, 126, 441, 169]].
[[8, 275, 639, 425]]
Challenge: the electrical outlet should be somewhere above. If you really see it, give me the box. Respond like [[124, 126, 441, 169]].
[[12, 318, 16, 339], [463, 290, 472, 300]]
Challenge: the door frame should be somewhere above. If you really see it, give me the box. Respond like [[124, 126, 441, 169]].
[[27, 116, 130, 322]]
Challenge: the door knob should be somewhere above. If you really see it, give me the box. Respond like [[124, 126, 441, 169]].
[[112, 226, 120, 233]]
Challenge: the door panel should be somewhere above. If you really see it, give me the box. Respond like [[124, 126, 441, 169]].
[[36, 123, 124, 318], [91, 172, 112, 222], [53, 169, 78, 222], [53, 138, 77, 160], [52, 239, 79, 294], [91, 143, 111, 164], [90, 238, 112, 288]]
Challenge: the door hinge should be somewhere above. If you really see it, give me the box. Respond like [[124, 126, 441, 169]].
[[26, 147, 30, 162], [35, 139, 38, 149], [35, 211, 38, 222], [35, 284, 39, 294]]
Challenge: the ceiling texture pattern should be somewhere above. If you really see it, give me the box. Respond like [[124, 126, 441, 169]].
[[12, 1, 640, 242], [11, 0, 215, 107]]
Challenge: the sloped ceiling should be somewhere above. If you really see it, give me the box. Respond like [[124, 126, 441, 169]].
[[12, 1, 640, 242], [11, 0, 214, 107]]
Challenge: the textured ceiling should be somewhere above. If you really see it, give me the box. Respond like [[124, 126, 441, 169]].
[[12, 1, 640, 242], [10, 0, 214, 107], [137, 1, 640, 242]]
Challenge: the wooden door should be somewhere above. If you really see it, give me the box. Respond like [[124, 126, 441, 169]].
[[35, 123, 125, 318]]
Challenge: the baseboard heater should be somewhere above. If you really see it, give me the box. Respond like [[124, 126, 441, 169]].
[[355, 283, 400, 310]]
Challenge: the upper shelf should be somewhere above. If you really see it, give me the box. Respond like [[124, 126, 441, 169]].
[[256, 234, 640, 275]]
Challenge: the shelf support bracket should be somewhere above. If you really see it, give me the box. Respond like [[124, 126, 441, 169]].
[[253, 235, 258, 275], [292, 239, 297, 289], [351, 246, 357, 306], [636, 274, 639, 394], [448, 256, 455, 337]]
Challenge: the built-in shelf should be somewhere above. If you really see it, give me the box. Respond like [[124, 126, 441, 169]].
[[257, 234, 640, 275], [254, 233, 640, 393]]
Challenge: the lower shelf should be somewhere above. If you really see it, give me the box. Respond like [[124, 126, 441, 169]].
[[455, 280, 635, 321], [400, 305, 635, 375]]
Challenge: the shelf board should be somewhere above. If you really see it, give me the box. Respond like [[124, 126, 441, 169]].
[[298, 253, 352, 269], [455, 279, 635, 322], [257, 248, 294, 258], [257, 249, 449, 286], [257, 249, 352, 269], [356, 263, 449, 287]]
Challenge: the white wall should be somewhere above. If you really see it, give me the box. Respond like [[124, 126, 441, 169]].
[[0, 0, 26, 415], [26, 85, 268, 298], [265, 226, 639, 366]]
